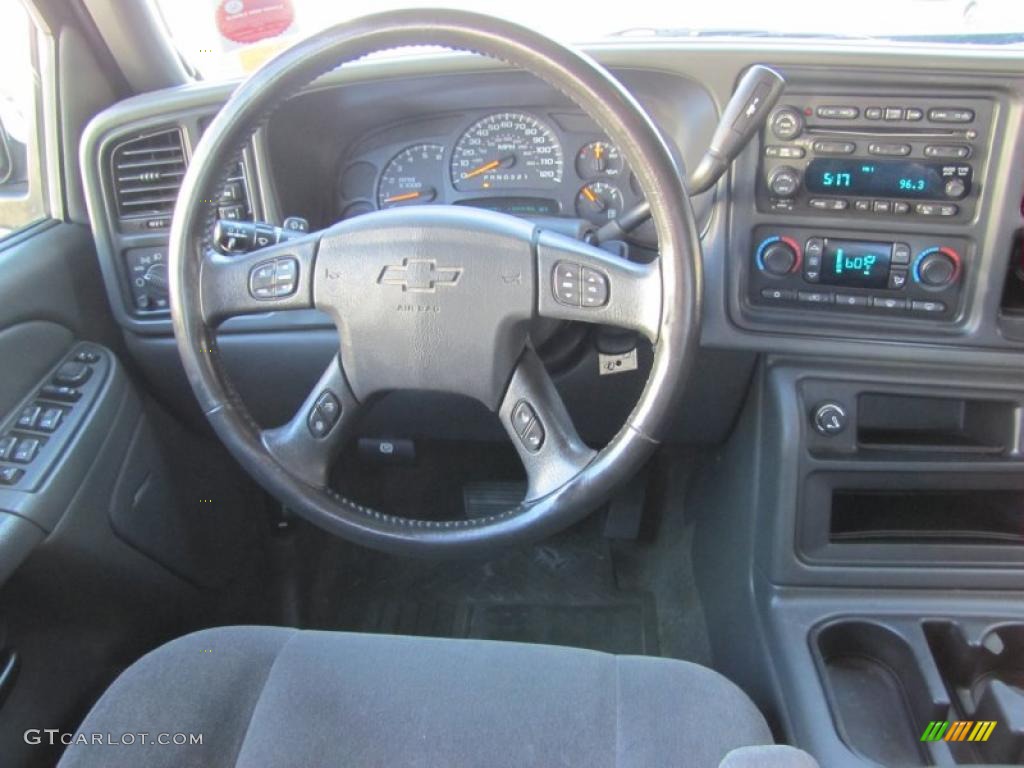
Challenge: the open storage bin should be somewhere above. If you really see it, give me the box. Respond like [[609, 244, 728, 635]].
[[813, 617, 1024, 766]]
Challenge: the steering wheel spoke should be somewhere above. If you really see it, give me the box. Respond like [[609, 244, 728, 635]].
[[260, 354, 361, 489], [499, 347, 597, 501], [198, 233, 320, 325], [535, 229, 662, 342]]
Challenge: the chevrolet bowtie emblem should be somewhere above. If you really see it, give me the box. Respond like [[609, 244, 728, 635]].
[[378, 259, 462, 292]]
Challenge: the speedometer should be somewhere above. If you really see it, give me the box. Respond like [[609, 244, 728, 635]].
[[450, 112, 563, 192]]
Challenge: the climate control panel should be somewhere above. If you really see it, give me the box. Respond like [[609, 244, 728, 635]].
[[747, 225, 968, 320]]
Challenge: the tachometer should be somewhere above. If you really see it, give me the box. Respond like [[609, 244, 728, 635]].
[[377, 143, 445, 209], [450, 112, 563, 192]]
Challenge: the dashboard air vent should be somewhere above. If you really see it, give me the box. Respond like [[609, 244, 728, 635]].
[[111, 128, 186, 220]]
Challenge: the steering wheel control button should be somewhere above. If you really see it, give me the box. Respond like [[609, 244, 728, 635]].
[[308, 391, 342, 439], [522, 420, 545, 453], [812, 403, 848, 436], [581, 268, 609, 307], [0, 466, 24, 486], [249, 258, 299, 300], [11, 438, 41, 464], [553, 262, 581, 306], [283, 216, 309, 233]]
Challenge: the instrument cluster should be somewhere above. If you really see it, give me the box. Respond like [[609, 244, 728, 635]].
[[336, 109, 650, 233]]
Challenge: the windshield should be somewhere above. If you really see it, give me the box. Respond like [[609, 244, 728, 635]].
[[157, 0, 1024, 80]]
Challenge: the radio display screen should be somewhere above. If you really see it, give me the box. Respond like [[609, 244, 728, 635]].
[[820, 239, 892, 289], [806, 159, 949, 199]]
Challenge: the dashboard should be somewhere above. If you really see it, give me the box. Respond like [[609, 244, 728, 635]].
[[335, 108, 649, 232]]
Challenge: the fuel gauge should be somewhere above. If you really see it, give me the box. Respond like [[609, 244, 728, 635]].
[[575, 182, 624, 225], [576, 141, 624, 179]]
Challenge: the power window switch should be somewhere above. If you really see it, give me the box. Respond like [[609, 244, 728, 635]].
[[11, 438, 40, 464], [40, 385, 82, 402], [16, 405, 41, 429], [37, 407, 64, 433], [0, 466, 24, 486], [0, 436, 17, 461]]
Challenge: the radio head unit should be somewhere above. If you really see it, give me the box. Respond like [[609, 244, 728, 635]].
[[756, 95, 992, 222]]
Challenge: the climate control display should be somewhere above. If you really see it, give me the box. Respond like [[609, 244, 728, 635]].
[[820, 239, 892, 289]]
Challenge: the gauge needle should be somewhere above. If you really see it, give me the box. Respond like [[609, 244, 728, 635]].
[[462, 156, 513, 180], [594, 143, 606, 172], [582, 186, 606, 211], [384, 187, 436, 204]]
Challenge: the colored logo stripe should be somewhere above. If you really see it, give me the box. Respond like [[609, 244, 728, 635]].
[[920, 720, 997, 743]]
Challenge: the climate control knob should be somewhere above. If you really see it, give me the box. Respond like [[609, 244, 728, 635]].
[[769, 107, 804, 140], [756, 236, 801, 276], [767, 166, 801, 198], [913, 247, 961, 288]]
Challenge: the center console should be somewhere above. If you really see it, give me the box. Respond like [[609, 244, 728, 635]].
[[738, 88, 999, 331]]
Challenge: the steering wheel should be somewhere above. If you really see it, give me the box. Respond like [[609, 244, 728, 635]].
[[168, 9, 701, 556]]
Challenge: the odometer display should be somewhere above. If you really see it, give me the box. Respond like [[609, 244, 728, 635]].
[[450, 112, 563, 191]]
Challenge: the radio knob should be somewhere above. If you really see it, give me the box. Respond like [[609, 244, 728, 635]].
[[769, 107, 804, 140], [768, 166, 801, 198], [760, 240, 799, 276], [944, 177, 967, 199], [914, 248, 961, 288]]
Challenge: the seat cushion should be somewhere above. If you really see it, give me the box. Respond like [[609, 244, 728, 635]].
[[58, 626, 772, 768]]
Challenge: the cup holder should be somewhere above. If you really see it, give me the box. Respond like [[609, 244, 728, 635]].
[[925, 621, 1024, 765], [814, 618, 1024, 766]]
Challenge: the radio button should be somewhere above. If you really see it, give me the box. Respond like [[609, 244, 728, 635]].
[[912, 300, 947, 314], [768, 167, 801, 197], [893, 201, 911, 215], [769, 107, 804, 140], [916, 203, 938, 216], [892, 243, 912, 265], [888, 270, 909, 291], [925, 144, 970, 159], [905, 108, 924, 121], [944, 178, 967, 199], [853, 199, 872, 213], [872, 200, 891, 214], [765, 145, 806, 159], [817, 106, 859, 119], [798, 290, 832, 304], [835, 293, 869, 308], [812, 140, 856, 155], [864, 107, 883, 120], [884, 107, 904, 121], [761, 288, 798, 302], [871, 296, 908, 311], [809, 198, 848, 211], [928, 108, 974, 123], [938, 204, 959, 217], [868, 143, 911, 156]]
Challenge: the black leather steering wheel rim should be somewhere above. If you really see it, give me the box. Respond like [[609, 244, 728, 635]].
[[168, 9, 702, 557]]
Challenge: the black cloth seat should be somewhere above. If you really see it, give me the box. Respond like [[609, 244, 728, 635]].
[[58, 626, 775, 767]]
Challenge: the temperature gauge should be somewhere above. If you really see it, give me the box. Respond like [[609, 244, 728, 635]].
[[576, 141, 624, 179], [575, 182, 624, 224]]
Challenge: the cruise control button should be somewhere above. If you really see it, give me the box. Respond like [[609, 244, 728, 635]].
[[17, 405, 41, 429], [521, 419, 545, 453], [12, 438, 41, 464], [553, 262, 581, 306], [581, 267, 609, 308], [0, 466, 23, 486], [511, 401, 537, 438], [0, 435, 17, 461]]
